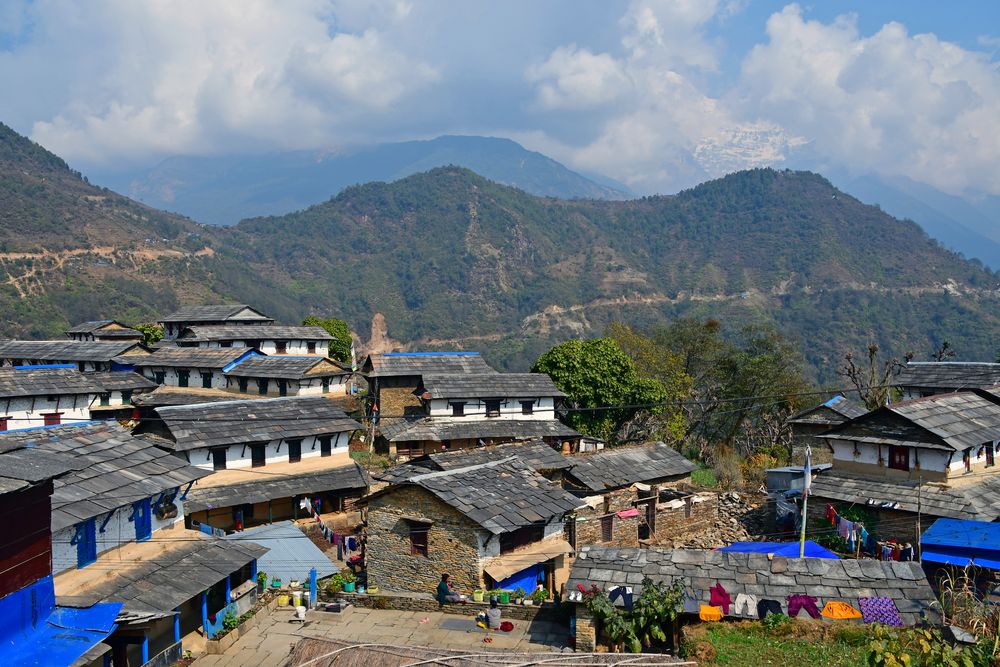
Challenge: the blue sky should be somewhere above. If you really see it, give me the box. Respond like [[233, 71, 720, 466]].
[[1, 1, 999, 197]]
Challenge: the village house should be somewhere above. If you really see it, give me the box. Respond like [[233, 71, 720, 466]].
[[0, 422, 253, 667], [363, 457, 584, 598], [65, 319, 143, 343], [222, 355, 352, 397], [175, 324, 333, 356], [125, 346, 259, 389], [377, 370, 583, 459], [895, 361, 1000, 400], [0, 437, 122, 666], [0, 339, 149, 371], [809, 391, 1000, 544], [84, 370, 158, 415], [561, 442, 707, 549], [567, 546, 940, 651], [158, 303, 275, 340], [0, 366, 103, 429], [136, 395, 362, 471], [376, 438, 573, 484], [787, 394, 866, 464]]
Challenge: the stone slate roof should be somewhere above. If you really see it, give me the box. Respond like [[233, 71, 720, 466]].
[[0, 442, 84, 494], [821, 392, 1000, 452], [158, 304, 273, 324], [132, 386, 266, 407], [56, 530, 267, 615], [125, 346, 257, 369], [569, 546, 938, 626], [185, 463, 370, 513], [224, 356, 348, 379], [0, 422, 211, 531], [177, 325, 332, 342], [366, 457, 584, 534], [788, 395, 866, 425], [0, 367, 102, 399], [84, 371, 158, 392], [364, 352, 496, 378], [151, 396, 363, 452], [809, 470, 1000, 521], [564, 442, 697, 492], [65, 320, 118, 334], [896, 362, 1000, 390], [376, 439, 571, 483], [380, 416, 581, 442], [419, 373, 564, 399], [0, 340, 144, 363]]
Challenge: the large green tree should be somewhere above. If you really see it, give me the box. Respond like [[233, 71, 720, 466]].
[[302, 315, 352, 363], [531, 337, 675, 443]]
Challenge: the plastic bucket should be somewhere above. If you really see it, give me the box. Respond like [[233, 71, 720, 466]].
[[292, 591, 303, 606], [472, 590, 484, 602], [498, 591, 511, 604], [343, 582, 356, 593], [277, 594, 290, 606]]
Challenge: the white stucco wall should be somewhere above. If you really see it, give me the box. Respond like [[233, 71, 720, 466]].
[[428, 397, 557, 421], [52, 493, 187, 574], [0, 394, 95, 429], [829, 439, 953, 473], [184, 431, 352, 470], [142, 366, 229, 389], [221, 376, 348, 397], [193, 340, 326, 356]]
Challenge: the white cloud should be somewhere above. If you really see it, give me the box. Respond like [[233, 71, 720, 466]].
[[525, 45, 632, 110], [738, 4, 1000, 196], [1, 0, 438, 164]]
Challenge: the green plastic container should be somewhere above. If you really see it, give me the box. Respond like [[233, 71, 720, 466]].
[[343, 581, 356, 592], [498, 591, 511, 604]]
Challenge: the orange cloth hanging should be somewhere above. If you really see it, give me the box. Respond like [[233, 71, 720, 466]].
[[821, 600, 862, 620], [699, 605, 724, 622]]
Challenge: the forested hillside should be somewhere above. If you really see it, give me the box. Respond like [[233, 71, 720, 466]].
[[2, 117, 998, 382]]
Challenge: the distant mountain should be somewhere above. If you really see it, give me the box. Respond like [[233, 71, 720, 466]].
[[100, 135, 632, 226], [829, 172, 1000, 270]]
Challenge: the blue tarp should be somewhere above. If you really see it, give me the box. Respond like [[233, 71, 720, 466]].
[[0, 575, 121, 666], [496, 564, 545, 593], [225, 521, 336, 584], [921, 519, 1000, 570], [718, 540, 840, 559]]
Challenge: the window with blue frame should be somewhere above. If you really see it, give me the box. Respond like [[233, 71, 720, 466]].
[[76, 518, 97, 568], [133, 498, 152, 542]]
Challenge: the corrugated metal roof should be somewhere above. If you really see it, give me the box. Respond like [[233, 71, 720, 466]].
[[225, 521, 337, 584]]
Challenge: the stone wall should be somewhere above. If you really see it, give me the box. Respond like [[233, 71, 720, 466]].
[[321, 589, 556, 622], [574, 605, 597, 652], [366, 486, 485, 595], [572, 488, 719, 549], [648, 494, 718, 545], [807, 497, 922, 546]]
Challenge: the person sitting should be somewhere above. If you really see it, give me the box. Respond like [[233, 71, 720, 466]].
[[485, 597, 502, 629], [436, 573, 465, 606]]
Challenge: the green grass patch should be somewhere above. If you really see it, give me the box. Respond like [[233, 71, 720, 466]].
[[683, 619, 869, 666], [691, 467, 718, 488]]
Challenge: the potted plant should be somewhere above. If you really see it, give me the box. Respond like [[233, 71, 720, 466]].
[[472, 589, 485, 602], [342, 570, 356, 593], [512, 587, 527, 604], [498, 589, 511, 604], [270, 578, 282, 589], [325, 573, 344, 594], [256, 571, 268, 593], [530, 588, 549, 605]]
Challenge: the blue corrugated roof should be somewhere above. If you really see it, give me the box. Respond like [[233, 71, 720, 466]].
[[717, 541, 839, 559], [922, 518, 1000, 550], [12, 364, 76, 370], [224, 521, 338, 583]]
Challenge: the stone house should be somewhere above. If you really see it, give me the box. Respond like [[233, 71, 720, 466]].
[[568, 546, 939, 651], [0, 366, 104, 429], [65, 319, 143, 343], [84, 370, 158, 415], [363, 457, 583, 597], [175, 324, 333, 356], [809, 391, 1000, 544], [895, 361, 1000, 400], [562, 442, 709, 549], [136, 395, 362, 471], [0, 339, 149, 372], [158, 303, 274, 340], [376, 439, 573, 485], [376, 370, 582, 459], [125, 346, 259, 389], [787, 395, 865, 464], [222, 355, 351, 397]]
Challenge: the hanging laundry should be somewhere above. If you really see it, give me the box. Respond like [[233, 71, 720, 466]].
[[699, 605, 723, 622], [825, 504, 837, 526], [681, 589, 701, 614], [733, 593, 758, 618], [709, 583, 732, 615], [838, 518, 853, 540], [858, 597, 903, 627], [608, 586, 635, 611], [787, 594, 821, 619], [756, 598, 783, 619], [615, 508, 641, 519], [821, 601, 862, 620], [900, 545, 913, 562]]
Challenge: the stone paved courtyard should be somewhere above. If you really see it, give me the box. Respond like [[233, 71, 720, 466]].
[[192, 605, 572, 666]]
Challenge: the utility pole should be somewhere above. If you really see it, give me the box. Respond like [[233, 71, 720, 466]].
[[916, 475, 922, 563], [799, 446, 811, 558]]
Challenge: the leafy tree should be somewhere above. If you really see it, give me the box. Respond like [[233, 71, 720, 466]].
[[133, 322, 163, 347], [302, 316, 352, 363], [531, 338, 670, 442]]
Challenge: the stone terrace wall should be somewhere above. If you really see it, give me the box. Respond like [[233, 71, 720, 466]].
[[573, 489, 719, 549], [366, 486, 485, 595], [650, 494, 718, 545], [321, 589, 557, 622]]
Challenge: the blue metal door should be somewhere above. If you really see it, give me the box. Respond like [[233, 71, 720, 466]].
[[134, 498, 152, 542], [76, 519, 96, 568]]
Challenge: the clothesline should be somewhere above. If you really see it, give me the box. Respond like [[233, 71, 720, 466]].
[[824, 504, 914, 561]]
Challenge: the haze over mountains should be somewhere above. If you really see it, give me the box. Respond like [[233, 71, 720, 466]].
[[4, 121, 1000, 384]]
